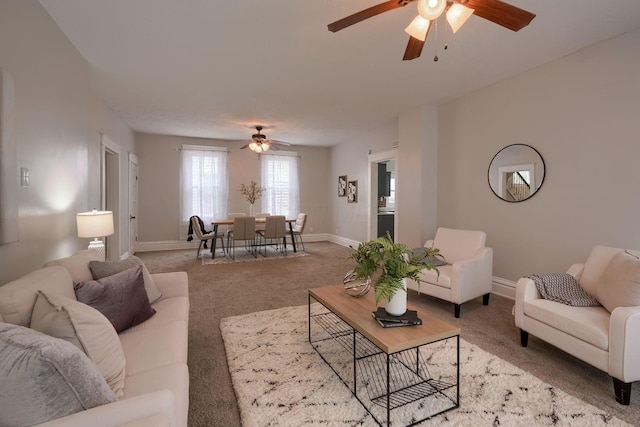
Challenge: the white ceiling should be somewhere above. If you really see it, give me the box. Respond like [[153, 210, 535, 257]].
[[40, 0, 640, 147]]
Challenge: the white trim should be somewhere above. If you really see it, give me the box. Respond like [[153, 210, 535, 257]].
[[492, 277, 517, 300], [181, 144, 227, 152]]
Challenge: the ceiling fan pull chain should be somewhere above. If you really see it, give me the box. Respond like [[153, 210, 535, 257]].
[[433, 18, 439, 61]]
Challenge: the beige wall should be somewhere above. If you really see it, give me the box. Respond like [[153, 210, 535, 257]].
[[329, 120, 398, 242], [135, 132, 331, 244], [0, 1, 135, 284], [438, 29, 640, 281]]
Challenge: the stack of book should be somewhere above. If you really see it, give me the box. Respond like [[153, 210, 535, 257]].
[[372, 308, 422, 328]]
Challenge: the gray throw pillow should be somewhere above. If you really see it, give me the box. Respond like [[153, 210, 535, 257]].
[[88, 256, 162, 303], [75, 265, 156, 333], [0, 323, 117, 426]]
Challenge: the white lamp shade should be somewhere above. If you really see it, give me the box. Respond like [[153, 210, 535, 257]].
[[446, 3, 474, 33], [405, 15, 431, 41], [77, 210, 114, 238], [417, 0, 446, 21]]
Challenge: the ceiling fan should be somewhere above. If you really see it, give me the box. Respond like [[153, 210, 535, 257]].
[[327, 0, 535, 61], [240, 126, 291, 153]]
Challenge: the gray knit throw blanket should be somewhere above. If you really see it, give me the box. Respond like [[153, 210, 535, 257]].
[[527, 273, 601, 307]]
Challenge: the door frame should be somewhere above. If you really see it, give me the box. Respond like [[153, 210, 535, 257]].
[[100, 133, 120, 261], [367, 149, 398, 241], [128, 152, 139, 256]]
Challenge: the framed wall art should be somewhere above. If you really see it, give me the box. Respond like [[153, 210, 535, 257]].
[[347, 180, 358, 203], [338, 175, 347, 197]]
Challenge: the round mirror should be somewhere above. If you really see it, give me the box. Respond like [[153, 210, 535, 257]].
[[488, 144, 545, 202]]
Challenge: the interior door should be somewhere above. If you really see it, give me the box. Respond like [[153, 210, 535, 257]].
[[128, 153, 139, 255]]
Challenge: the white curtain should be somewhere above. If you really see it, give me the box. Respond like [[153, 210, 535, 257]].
[[260, 152, 299, 218], [180, 145, 228, 236]]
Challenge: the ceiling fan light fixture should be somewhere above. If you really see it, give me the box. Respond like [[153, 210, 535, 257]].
[[417, 0, 446, 21], [404, 15, 430, 41], [249, 142, 258, 151], [446, 3, 474, 33], [262, 143, 270, 152]]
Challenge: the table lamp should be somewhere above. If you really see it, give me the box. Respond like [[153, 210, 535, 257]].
[[76, 209, 114, 260]]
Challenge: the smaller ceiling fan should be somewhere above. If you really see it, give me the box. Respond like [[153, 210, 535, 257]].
[[240, 126, 291, 153]]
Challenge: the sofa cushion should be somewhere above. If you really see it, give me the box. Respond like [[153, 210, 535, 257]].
[[30, 291, 126, 398], [89, 256, 162, 303], [418, 265, 451, 288], [124, 363, 189, 427], [44, 249, 103, 283], [523, 299, 610, 350], [0, 266, 74, 327], [0, 323, 117, 426], [596, 250, 640, 313], [120, 321, 188, 375], [75, 266, 156, 333], [123, 295, 190, 333], [432, 227, 486, 264]]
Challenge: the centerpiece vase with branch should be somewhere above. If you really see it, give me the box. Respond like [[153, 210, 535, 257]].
[[239, 180, 265, 216], [347, 233, 442, 316]]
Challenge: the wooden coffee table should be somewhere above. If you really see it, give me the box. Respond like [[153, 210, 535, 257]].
[[308, 284, 460, 426]]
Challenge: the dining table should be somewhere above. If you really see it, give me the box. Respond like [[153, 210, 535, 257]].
[[210, 217, 297, 258]]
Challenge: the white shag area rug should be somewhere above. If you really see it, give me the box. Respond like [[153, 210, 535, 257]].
[[220, 304, 630, 427], [202, 246, 308, 265]]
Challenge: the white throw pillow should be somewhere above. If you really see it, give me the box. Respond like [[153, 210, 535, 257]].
[[595, 250, 640, 313], [30, 291, 126, 398]]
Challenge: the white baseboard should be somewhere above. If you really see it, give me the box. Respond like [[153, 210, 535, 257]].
[[492, 277, 516, 300]]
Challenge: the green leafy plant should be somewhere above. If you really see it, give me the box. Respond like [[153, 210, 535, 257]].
[[348, 233, 442, 304]]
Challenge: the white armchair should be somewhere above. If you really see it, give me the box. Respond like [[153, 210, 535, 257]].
[[407, 227, 493, 318], [515, 245, 640, 405]]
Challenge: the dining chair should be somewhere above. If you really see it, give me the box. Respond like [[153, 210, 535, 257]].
[[227, 216, 256, 259], [290, 213, 307, 251], [256, 215, 287, 257], [189, 215, 225, 258], [225, 213, 246, 243], [255, 212, 270, 232]]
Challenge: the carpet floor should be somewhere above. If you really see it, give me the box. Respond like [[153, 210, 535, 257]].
[[135, 242, 640, 426], [222, 304, 630, 426], [201, 246, 309, 265]]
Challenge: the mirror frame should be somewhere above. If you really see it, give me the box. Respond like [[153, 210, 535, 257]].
[[488, 144, 545, 203]]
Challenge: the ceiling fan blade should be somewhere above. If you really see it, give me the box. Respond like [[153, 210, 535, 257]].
[[465, 0, 535, 32], [240, 143, 251, 149], [266, 139, 291, 146], [403, 36, 426, 61], [328, 0, 410, 33]]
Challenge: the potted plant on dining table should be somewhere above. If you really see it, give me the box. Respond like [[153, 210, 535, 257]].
[[239, 180, 265, 216], [346, 233, 442, 316]]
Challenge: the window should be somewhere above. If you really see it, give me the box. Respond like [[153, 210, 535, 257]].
[[260, 152, 299, 217], [180, 145, 228, 234]]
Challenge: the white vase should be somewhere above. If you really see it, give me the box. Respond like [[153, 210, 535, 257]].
[[385, 278, 407, 316], [249, 203, 255, 216]]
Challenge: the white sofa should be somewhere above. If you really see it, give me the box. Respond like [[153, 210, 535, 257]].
[[0, 250, 189, 426], [407, 227, 493, 318], [515, 245, 640, 405]]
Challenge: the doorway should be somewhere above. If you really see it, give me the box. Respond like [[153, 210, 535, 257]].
[[367, 149, 398, 241]]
